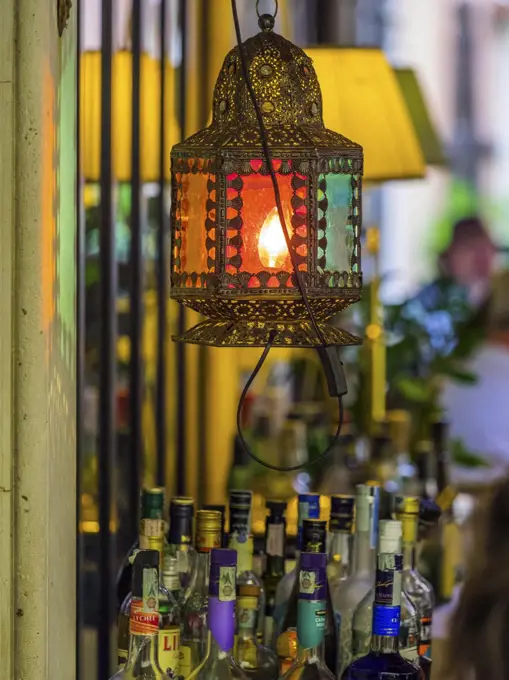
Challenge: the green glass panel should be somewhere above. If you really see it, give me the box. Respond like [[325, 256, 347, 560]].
[[318, 173, 353, 273]]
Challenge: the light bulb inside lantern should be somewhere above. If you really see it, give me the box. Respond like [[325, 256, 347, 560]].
[[258, 207, 289, 269]]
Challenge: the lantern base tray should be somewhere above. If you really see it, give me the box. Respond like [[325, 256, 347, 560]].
[[172, 319, 363, 348]]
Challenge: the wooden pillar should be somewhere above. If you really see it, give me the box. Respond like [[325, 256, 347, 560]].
[[0, 0, 77, 677]]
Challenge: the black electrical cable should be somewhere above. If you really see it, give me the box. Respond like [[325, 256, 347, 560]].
[[231, 0, 347, 471]]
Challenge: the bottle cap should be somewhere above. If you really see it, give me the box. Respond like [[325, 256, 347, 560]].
[[141, 487, 165, 517], [211, 547, 237, 567], [379, 519, 402, 554], [298, 493, 320, 505], [394, 495, 419, 516], [196, 509, 221, 533], [170, 496, 194, 509], [229, 489, 253, 508], [300, 551, 327, 570], [330, 494, 355, 532], [131, 549, 159, 597], [266, 499, 287, 517]]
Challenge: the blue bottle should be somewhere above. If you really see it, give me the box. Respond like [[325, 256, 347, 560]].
[[341, 520, 421, 680]]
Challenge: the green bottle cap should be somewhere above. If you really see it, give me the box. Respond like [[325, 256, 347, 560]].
[[141, 487, 165, 519]]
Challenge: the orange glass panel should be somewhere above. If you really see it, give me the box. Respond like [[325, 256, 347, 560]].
[[238, 173, 294, 273], [180, 172, 213, 274]]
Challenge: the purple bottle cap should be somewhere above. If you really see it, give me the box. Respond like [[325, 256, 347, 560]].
[[210, 547, 237, 567], [300, 552, 327, 570]]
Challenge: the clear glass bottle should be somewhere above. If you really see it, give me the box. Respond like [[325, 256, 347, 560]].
[[187, 548, 248, 680], [235, 584, 278, 679], [281, 552, 335, 679], [334, 484, 380, 675], [110, 550, 168, 679], [279, 520, 337, 675], [327, 494, 355, 589], [118, 511, 181, 677], [342, 520, 421, 680], [351, 519, 420, 665], [164, 497, 197, 605], [227, 490, 265, 642], [261, 500, 287, 647], [273, 493, 320, 636], [395, 495, 434, 679], [116, 487, 166, 612], [181, 510, 223, 678]]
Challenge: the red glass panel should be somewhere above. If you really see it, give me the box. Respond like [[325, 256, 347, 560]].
[[238, 172, 295, 273]]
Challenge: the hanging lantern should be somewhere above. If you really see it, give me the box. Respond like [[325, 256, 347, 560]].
[[170, 18, 364, 347]]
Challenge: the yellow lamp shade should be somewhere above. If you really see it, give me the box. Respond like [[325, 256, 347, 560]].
[[80, 50, 180, 182], [394, 67, 448, 167], [305, 47, 426, 182]]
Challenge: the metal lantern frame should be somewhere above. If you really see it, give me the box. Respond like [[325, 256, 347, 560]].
[[170, 28, 364, 348]]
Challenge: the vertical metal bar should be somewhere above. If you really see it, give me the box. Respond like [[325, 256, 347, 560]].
[[76, 1, 83, 678], [176, 0, 187, 496], [130, 0, 143, 546], [156, 0, 168, 489], [98, 0, 116, 677]]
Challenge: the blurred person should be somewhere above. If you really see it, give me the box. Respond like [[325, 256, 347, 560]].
[[437, 477, 509, 680], [442, 269, 509, 485]]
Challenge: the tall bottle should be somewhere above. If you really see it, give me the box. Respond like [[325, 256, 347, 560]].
[[164, 497, 196, 605], [235, 584, 279, 679], [279, 519, 337, 675], [117, 488, 166, 611], [351, 521, 420, 665], [202, 504, 227, 547], [342, 520, 420, 680], [227, 490, 265, 641], [262, 500, 287, 647], [118, 501, 181, 677], [110, 550, 168, 679], [395, 496, 434, 678], [181, 510, 222, 678], [273, 493, 320, 634], [188, 548, 248, 680], [327, 494, 355, 588], [281, 553, 335, 679], [334, 484, 380, 675]]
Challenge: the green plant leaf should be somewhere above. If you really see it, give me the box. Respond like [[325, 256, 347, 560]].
[[394, 376, 433, 404], [450, 438, 489, 468]]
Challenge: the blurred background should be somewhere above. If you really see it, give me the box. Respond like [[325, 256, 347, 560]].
[[77, 0, 509, 677]]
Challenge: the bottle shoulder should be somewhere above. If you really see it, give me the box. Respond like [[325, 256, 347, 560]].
[[402, 570, 434, 611], [336, 575, 373, 614], [274, 569, 296, 605], [342, 652, 421, 679]]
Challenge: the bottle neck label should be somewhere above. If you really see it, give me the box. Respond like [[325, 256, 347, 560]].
[[228, 532, 253, 574], [168, 516, 193, 547], [208, 563, 236, 651], [297, 564, 327, 648], [372, 552, 403, 638], [237, 595, 258, 633], [297, 498, 320, 550], [266, 523, 285, 558], [139, 519, 164, 554], [195, 529, 221, 553]]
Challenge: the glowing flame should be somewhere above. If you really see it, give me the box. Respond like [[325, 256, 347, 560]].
[[258, 207, 288, 269]]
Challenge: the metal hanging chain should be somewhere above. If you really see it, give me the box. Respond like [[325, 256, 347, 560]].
[[231, 0, 346, 472], [256, 0, 279, 19]]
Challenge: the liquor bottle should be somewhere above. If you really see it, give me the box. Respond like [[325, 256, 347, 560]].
[[261, 500, 287, 647], [351, 520, 420, 665], [281, 552, 335, 679], [395, 496, 434, 678], [181, 510, 223, 678], [117, 487, 165, 611], [202, 504, 227, 547], [109, 550, 168, 679], [279, 520, 337, 675], [341, 520, 421, 680], [235, 584, 279, 679], [187, 548, 248, 680], [327, 494, 355, 588], [334, 484, 380, 675], [227, 490, 265, 642], [118, 503, 181, 677], [273, 493, 320, 635], [164, 497, 196, 605]]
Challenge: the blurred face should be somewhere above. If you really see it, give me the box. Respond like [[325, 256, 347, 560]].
[[447, 236, 496, 287]]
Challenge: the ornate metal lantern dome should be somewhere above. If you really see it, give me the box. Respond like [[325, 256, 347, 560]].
[[170, 19, 364, 347]]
